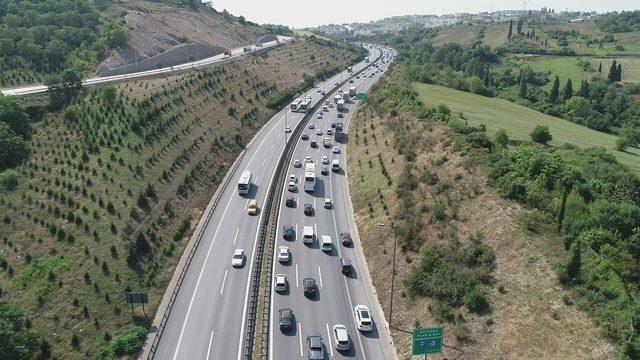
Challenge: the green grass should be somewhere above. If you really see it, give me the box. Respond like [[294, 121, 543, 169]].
[[588, 57, 640, 83], [518, 56, 589, 90], [294, 30, 331, 41], [414, 83, 640, 174]]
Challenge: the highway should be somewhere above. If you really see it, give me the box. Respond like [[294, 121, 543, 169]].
[[152, 45, 385, 360], [1, 36, 290, 96], [269, 48, 396, 359]]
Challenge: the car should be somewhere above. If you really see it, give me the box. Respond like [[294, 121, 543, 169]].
[[340, 258, 353, 274], [288, 181, 297, 192], [321, 91, 325, 95], [340, 232, 353, 247], [316, 113, 322, 119], [316, 129, 322, 135], [337, 113, 344, 118], [307, 333, 325, 360], [329, 103, 334, 108], [321, 156, 329, 164], [332, 146, 340, 154], [308, 123, 315, 129], [279, 308, 294, 332], [304, 156, 312, 164], [278, 246, 290, 263], [317, 111, 323, 116], [330, 122, 337, 128], [310, 140, 317, 148], [321, 235, 332, 252], [336, 123, 344, 131], [304, 203, 314, 216], [327, 128, 333, 135], [275, 273, 287, 292], [321, 166, 329, 175], [303, 278, 318, 297], [356, 75, 360, 79], [293, 159, 301, 167], [301, 133, 309, 140], [289, 174, 297, 183], [354, 305, 373, 332], [285, 196, 295, 208], [231, 248, 245, 267], [333, 324, 351, 351], [349, 79, 354, 83], [325, 100, 330, 105], [285, 126, 292, 133], [334, 82, 338, 86], [316, 88, 321, 93], [323, 198, 332, 209], [283, 224, 295, 240], [247, 200, 258, 215]]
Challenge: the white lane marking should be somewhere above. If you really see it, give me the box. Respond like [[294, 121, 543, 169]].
[[261, 156, 267, 167], [318, 266, 323, 288], [295, 223, 299, 241], [220, 269, 228, 294], [243, 199, 249, 211], [295, 264, 299, 287], [172, 194, 235, 360], [298, 322, 304, 357], [313, 197, 316, 211], [296, 196, 299, 208], [206, 331, 215, 360], [233, 227, 239, 245], [326, 323, 334, 357], [246, 112, 288, 166]]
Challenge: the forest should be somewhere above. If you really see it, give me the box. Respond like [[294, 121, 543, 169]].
[[596, 10, 640, 32]]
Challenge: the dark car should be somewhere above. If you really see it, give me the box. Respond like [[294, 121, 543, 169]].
[[336, 123, 344, 131], [304, 203, 314, 216], [285, 196, 295, 208], [283, 225, 295, 240], [321, 166, 329, 176], [330, 122, 337, 128], [349, 79, 354, 83], [340, 232, 353, 247], [306, 333, 325, 360], [303, 278, 317, 297], [337, 113, 344, 118], [340, 258, 353, 275], [301, 133, 309, 140], [279, 308, 294, 332]]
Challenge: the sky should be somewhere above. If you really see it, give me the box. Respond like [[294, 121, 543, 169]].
[[207, 0, 638, 28]]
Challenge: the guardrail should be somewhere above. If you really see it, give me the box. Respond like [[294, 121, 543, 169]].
[[241, 45, 386, 360], [146, 150, 247, 359]]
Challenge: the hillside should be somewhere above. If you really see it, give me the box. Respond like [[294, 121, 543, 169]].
[[0, 38, 363, 358]]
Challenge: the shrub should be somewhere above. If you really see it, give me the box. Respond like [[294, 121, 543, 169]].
[[172, 217, 191, 241], [0, 169, 21, 192], [464, 289, 490, 313], [530, 125, 552, 145], [494, 129, 509, 148]]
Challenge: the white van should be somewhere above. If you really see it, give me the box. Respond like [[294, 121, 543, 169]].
[[321, 235, 333, 252], [331, 159, 340, 172], [302, 226, 315, 244]]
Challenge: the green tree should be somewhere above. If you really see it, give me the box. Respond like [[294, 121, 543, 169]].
[[0, 299, 41, 359], [101, 86, 117, 105], [557, 168, 583, 232], [598, 62, 602, 73], [0, 94, 30, 138], [0, 123, 30, 169], [519, 75, 527, 99], [517, 19, 523, 34], [507, 20, 513, 41], [566, 239, 581, 281], [530, 125, 552, 145], [45, 68, 83, 109], [494, 129, 509, 148], [562, 79, 573, 102], [616, 63, 622, 81], [608, 60, 618, 81], [616, 136, 631, 151], [101, 22, 131, 48], [549, 76, 560, 104]]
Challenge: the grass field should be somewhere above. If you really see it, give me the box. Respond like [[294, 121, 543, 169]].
[[414, 83, 640, 173], [589, 57, 640, 83], [512, 56, 590, 90]]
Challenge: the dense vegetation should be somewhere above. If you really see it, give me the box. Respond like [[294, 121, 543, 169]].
[[368, 67, 640, 358], [0, 0, 131, 87], [596, 10, 640, 33]]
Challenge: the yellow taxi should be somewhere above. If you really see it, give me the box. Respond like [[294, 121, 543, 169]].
[[247, 199, 258, 215]]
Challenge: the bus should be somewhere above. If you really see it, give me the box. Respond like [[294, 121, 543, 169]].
[[304, 163, 316, 192], [290, 98, 302, 111], [297, 97, 312, 113], [238, 170, 252, 195]]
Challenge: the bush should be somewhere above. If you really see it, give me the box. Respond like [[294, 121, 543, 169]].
[[464, 289, 490, 313], [616, 136, 631, 151], [494, 129, 509, 148], [0, 169, 21, 192], [530, 125, 552, 145], [172, 217, 191, 241], [465, 132, 492, 150], [0, 299, 41, 358]]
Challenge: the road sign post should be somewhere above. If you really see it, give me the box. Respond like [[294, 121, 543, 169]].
[[358, 92, 366, 100], [412, 326, 443, 356]]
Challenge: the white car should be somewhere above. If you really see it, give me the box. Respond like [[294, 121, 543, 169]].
[[288, 181, 297, 192], [232, 249, 245, 267], [316, 113, 322, 119], [293, 159, 301, 167], [321, 156, 329, 164], [332, 146, 340, 154], [304, 156, 312, 164], [278, 246, 290, 263], [275, 274, 287, 292], [324, 198, 332, 209], [354, 305, 373, 332], [329, 103, 334, 108], [316, 129, 323, 136], [285, 126, 292, 133], [289, 174, 297, 183], [333, 324, 350, 351], [308, 123, 315, 129]]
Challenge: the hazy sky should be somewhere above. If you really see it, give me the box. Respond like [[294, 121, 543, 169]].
[[208, 0, 637, 28]]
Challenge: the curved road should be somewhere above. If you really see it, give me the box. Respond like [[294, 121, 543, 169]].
[[152, 45, 384, 360]]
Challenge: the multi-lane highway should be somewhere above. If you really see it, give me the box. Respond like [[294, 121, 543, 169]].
[[151, 45, 388, 360], [1, 36, 290, 96], [269, 49, 396, 359]]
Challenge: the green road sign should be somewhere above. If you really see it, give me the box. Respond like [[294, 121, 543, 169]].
[[358, 92, 366, 100], [412, 326, 444, 355]]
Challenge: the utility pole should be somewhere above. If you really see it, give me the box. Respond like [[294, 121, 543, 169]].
[[115, 45, 126, 78], [377, 223, 397, 327]]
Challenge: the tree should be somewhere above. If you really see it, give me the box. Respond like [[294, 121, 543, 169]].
[[0, 94, 30, 138], [101, 86, 117, 105], [616, 136, 631, 151], [0, 123, 30, 169], [517, 19, 523, 34], [494, 129, 509, 148], [557, 168, 583, 232], [608, 60, 618, 81], [519, 75, 527, 99], [507, 20, 513, 41], [530, 125, 552, 145], [616, 63, 623, 81], [562, 79, 573, 102], [577, 79, 590, 97], [598, 62, 602, 73], [45, 68, 83, 109], [566, 239, 582, 281], [0, 299, 41, 359], [549, 76, 560, 103]]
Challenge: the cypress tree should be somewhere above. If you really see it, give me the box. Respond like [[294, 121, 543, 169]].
[[517, 19, 523, 34], [577, 79, 590, 97], [519, 75, 527, 99], [549, 76, 560, 103], [562, 79, 573, 102], [598, 62, 602, 73], [507, 20, 513, 41], [616, 63, 622, 81], [566, 239, 582, 281], [608, 60, 618, 81]]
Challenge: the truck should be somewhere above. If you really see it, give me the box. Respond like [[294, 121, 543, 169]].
[[349, 86, 356, 97], [342, 92, 349, 101], [336, 100, 345, 112], [223, 50, 232, 57], [333, 94, 341, 104], [365, 56, 369, 62], [347, 66, 353, 73], [322, 137, 331, 148], [304, 163, 316, 192]]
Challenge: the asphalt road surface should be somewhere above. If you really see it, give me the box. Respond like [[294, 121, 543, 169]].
[[153, 45, 386, 360], [1, 37, 290, 96], [269, 48, 397, 359]]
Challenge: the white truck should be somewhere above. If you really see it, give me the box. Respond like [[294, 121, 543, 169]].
[[336, 100, 345, 112], [349, 86, 356, 97], [333, 94, 342, 104], [342, 92, 349, 101], [304, 163, 316, 192]]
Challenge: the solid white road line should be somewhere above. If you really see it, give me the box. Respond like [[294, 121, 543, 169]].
[[298, 322, 304, 357], [326, 323, 334, 357], [295, 264, 299, 287], [233, 227, 239, 245], [318, 266, 323, 288], [206, 331, 215, 360], [220, 269, 228, 294], [295, 223, 299, 241]]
